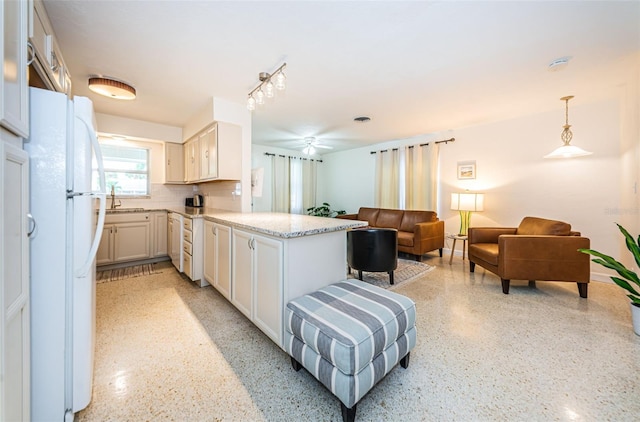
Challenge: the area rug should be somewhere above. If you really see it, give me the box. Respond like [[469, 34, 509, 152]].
[[97, 263, 163, 283], [347, 258, 435, 290]]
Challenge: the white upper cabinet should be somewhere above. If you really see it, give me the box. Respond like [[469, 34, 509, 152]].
[[28, 0, 71, 95], [1, 0, 29, 137]]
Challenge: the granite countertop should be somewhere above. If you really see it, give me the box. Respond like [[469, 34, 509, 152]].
[[103, 207, 366, 238], [203, 212, 367, 238]]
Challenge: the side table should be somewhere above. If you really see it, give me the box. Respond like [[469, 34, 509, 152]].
[[447, 234, 468, 265]]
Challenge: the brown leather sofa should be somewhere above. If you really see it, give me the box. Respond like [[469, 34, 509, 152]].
[[337, 207, 444, 260], [468, 216, 591, 298]]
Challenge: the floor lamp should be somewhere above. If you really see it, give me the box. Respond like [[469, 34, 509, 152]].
[[451, 192, 484, 236]]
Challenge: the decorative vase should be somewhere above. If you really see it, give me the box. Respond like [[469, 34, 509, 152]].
[[631, 303, 640, 336]]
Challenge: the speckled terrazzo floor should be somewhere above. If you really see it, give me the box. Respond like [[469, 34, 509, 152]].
[[77, 256, 640, 422]]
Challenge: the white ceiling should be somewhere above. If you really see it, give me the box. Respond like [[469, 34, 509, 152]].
[[43, 1, 640, 154]]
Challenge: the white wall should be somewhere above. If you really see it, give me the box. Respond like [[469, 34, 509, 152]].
[[321, 97, 626, 280]]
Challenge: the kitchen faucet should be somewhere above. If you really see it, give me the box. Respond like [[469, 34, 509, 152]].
[[110, 185, 121, 209]]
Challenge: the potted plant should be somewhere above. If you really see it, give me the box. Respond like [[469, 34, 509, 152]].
[[579, 223, 640, 335], [306, 202, 346, 218]]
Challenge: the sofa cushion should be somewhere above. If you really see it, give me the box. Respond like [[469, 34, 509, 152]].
[[375, 209, 404, 229], [516, 216, 571, 236], [469, 243, 499, 265], [357, 207, 380, 227], [400, 211, 437, 232]]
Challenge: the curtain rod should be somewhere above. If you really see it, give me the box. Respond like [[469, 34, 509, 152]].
[[370, 137, 455, 154], [264, 152, 323, 163]]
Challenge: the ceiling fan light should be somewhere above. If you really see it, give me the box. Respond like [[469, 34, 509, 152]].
[[88, 76, 136, 100]]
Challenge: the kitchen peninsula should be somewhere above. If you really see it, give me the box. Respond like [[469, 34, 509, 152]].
[[168, 208, 367, 348]]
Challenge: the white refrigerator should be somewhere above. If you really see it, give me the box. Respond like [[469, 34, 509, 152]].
[[25, 87, 106, 421]]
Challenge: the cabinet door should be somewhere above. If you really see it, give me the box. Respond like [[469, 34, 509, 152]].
[[113, 222, 151, 262], [183, 137, 200, 183], [1, 0, 29, 137], [153, 212, 168, 257], [215, 223, 232, 300], [164, 143, 184, 184], [252, 234, 283, 345], [199, 125, 217, 180], [96, 225, 114, 265], [231, 229, 253, 319], [1, 141, 30, 421], [203, 220, 216, 285]]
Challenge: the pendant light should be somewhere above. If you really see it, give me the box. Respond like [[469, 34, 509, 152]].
[[544, 95, 592, 159]]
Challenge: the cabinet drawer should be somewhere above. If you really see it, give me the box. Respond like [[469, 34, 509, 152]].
[[183, 252, 192, 279], [183, 229, 192, 243], [183, 240, 192, 256], [183, 218, 193, 231]]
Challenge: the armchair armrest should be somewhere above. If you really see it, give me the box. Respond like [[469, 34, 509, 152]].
[[468, 227, 517, 244]]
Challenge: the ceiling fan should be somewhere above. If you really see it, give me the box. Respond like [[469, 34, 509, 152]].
[[299, 137, 333, 155]]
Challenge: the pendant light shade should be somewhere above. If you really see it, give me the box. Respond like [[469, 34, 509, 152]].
[[88, 77, 136, 100], [544, 96, 592, 159]]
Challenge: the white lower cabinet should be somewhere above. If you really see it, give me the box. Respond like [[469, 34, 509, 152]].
[[231, 228, 283, 344], [182, 216, 206, 286], [152, 211, 168, 257], [204, 220, 231, 300], [97, 213, 151, 266]]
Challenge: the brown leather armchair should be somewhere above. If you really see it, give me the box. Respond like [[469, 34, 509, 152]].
[[468, 216, 591, 298]]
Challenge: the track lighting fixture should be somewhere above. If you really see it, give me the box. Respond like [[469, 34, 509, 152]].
[[247, 63, 286, 111]]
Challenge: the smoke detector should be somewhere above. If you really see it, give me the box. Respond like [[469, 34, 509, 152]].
[[548, 57, 571, 72]]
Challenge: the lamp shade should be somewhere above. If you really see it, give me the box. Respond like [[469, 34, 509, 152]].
[[451, 192, 484, 212]]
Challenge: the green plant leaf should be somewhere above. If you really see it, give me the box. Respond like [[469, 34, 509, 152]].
[[579, 249, 640, 284], [611, 276, 640, 298], [629, 295, 640, 306], [617, 223, 640, 269]]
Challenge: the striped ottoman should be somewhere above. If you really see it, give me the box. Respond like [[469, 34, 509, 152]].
[[285, 279, 416, 422]]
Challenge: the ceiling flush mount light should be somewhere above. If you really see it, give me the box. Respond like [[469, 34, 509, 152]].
[[247, 63, 286, 111], [544, 95, 593, 159], [88, 76, 136, 100]]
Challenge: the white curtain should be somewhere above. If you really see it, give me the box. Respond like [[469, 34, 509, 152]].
[[374, 149, 400, 208], [272, 154, 290, 213], [290, 158, 304, 214], [405, 143, 439, 210], [302, 159, 317, 212]]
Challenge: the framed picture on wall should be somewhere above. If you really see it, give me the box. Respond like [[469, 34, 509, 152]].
[[457, 161, 476, 179]]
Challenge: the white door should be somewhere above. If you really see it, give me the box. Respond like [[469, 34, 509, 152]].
[[0, 141, 30, 421]]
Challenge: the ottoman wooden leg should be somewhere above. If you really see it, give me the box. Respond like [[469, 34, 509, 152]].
[[340, 403, 356, 422], [291, 357, 302, 372], [400, 352, 410, 369]]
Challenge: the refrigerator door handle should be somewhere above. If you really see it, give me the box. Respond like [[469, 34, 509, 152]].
[[74, 115, 107, 278]]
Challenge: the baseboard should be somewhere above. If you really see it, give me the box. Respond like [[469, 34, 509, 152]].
[[97, 256, 170, 271]]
